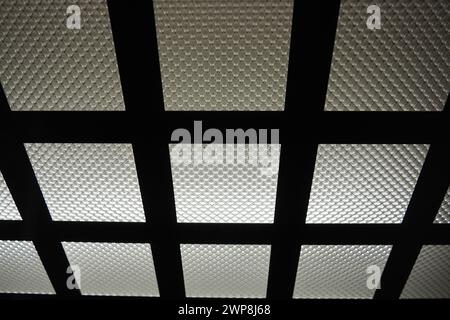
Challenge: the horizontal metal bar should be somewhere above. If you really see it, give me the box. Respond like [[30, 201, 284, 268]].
[[1, 222, 449, 245], [0, 112, 446, 143]]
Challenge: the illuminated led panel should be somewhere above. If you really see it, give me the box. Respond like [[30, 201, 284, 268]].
[[293, 245, 392, 299], [26, 144, 146, 222], [154, 0, 293, 110], [306, 144, 428, 223], [401, 245, 450, 299], [0, 0, 124, 111], [326, 0, 449, 111], [0, 171, 21, 220], [181, 244, 271, 298], [0, 241, 55, 294], [63, 242, 159, 297], [170, 144, 280, 223], [434, 187, 449, 223]]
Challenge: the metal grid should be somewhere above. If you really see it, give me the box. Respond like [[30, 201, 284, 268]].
[[0, 0, 448, 303]]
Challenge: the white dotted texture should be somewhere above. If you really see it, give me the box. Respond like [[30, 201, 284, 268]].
[[25, 144, 146, 222], [63, 242, 159, 297], [306, 144, 429, 223], [0, 0, 124, 111], [170, 144, 280, 223], [293, 245, 392, 299], [434, 187, 449, 224], [0, 241, 55, 294], [0, 171, 21, 220], [154, 0, 293, 110], [181, 244, 271, 298], [401, 245, 450, 299], [326, 0, 450, 111]]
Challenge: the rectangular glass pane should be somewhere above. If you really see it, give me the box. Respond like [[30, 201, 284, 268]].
[[326, 0, 449, 111], [170, 144, 280, 223], [401, 245, 450, 299], [63, 242, 159, 297], [181, 244, 271, 298], [154, 0, 293, 110], [0, 0, 124, 111], [306, 144, 428, 223], [26, 144, 146, 222], [293, 245, 392, 299], [0, 241, 54, 294]]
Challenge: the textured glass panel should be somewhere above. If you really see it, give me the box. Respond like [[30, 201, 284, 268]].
[[26, 144, 146, 222], [434, 187, 449, 223], [154, 0, 293, 110], [170, 144, 280, 223], [326, 0, 449, 111], [293, 245, 392, 299], [0, 0, 124, 111], [181, 244, 271, 298], [0, 171, 21, 220], [306, 144, 428, 223], [401, 245, 450, 299], [0, 241, 54, 294], [63, 242, 159, 297]]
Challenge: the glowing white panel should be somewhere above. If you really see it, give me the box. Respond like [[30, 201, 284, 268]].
[[306, 144, 428, 223], [0, 241, 55, 294], [170, 144, 280, 223], [0, 171, 21, 220], [181, 244, 271, 298], [0, 0, 124, 111], [154, 0, 293, 110], [293, 245, 392, 299], [63, 242, 159, 297], [401, 245, 450, 299], [26, 144, 146, 222], [326, 0, 449, 111], [434, 187, 449, 223]]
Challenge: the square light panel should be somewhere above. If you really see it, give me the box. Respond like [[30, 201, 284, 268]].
[[306, 144, 428, 223], [293, 245, 392, 299], [181, 244, 271, 298], [326, 0, 449, 111], [26, 144, 146, 222], [0, 171, 21, 220], [401, 245, 450, 299], [0, 0, 124, 110], [62, 242, 159, 297], [154, 0, 293, 110], [170, 144, 280, 223], [0, 241, 54, 294]]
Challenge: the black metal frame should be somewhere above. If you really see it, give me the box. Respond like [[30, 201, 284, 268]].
[[0, 0, 448, 306]]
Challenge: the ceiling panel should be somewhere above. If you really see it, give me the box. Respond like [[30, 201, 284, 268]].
[[306, 144, 428, 223], [325, 0, 449, 111], [0, 171, 21, 220], [154, 0, 293, 110], [401, 245, 450, 299], [0, 0, 124, 111], [0, 241, 55, 294], [170, 144, 280, 223], [434, 187, 449, 224], [293, 245, 392, 299], [26, 144, 146, 222], [181, 244, 271, 298], [63, 242, 159, 297]]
